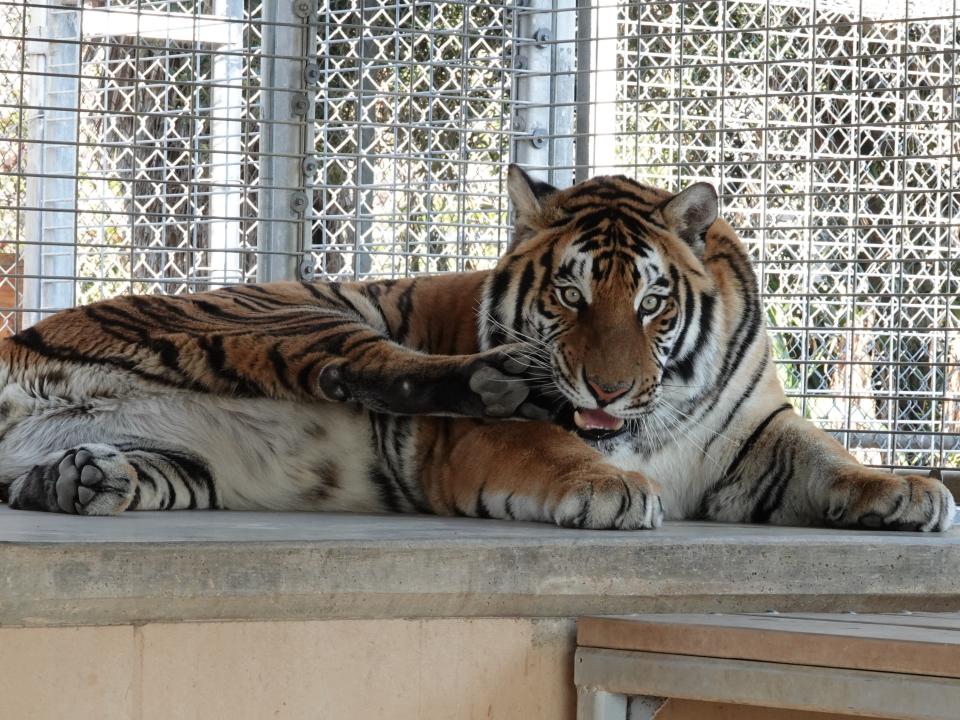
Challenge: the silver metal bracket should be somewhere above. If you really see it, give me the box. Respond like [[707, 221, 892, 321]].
[[289, 192, 308, 214], [298, 253, 316, 281], [532, 27, 551, 46], [290, 92, 310, 116], [301, 156, 319, 177], [291, 0, 312, 19], [303, 62, 321, 85]]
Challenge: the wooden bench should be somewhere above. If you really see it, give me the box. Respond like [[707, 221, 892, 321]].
[[575, 613, 960, 720]]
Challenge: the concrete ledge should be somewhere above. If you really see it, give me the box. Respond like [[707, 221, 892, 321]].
[[2, 506, 959, 627]]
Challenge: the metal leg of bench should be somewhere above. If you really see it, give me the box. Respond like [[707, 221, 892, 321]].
[[576, 689, 668, 720], [576, 687, 627, 719], [628, 696, 668, 719]]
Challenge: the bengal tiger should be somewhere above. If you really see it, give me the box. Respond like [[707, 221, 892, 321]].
[[0, 166, 952, 531]]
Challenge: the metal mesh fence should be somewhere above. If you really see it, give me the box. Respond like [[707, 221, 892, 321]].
[[310, 1, 521, 279], [0, 0, 956, 472], [583, 0, 960, 471]]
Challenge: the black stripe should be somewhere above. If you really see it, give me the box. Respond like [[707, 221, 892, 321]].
[[11, 326, 179, 388], [369, 468, 402, 513], [394, 282, 417, 343], [163, 475, 177, 510], [197, 335, 264, 396], [703, 354, 769, 455], [513, 260, 536, 332], [475, 485, 492, 518], [751, 440, 795, 523], [704, 255, 760, 399], [193, 299, 259, 323], [503, 492, 516, 519], [127, 484, 142, 511], [665, 291, 714, 384], [268, 344, 296, 393], [329, 282, 365, 318], [166, 451, 219, 510], [668, 275, 695, 361], [721, 403, 793, 481]]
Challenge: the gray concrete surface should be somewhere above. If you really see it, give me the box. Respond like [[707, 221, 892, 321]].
[[1, 506, 959, 627]]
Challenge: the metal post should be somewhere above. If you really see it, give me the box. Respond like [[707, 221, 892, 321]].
[[583, 0, 618, 175], [513, 0, 576, 186], [208, 0, 245, 287], [352, 1, 376, 278], [257, 0, 315, 283], [23, 5, 79, 327], [576, 687, 627, 720]]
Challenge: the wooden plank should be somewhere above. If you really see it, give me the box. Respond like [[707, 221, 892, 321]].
[[575, 647, 960, 720], [577, 614, 960, 678]]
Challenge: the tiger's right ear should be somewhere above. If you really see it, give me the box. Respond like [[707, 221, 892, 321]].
[[507, 164, 558, 223]]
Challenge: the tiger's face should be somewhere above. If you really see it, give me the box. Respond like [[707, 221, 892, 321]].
[[480, 166, 720, 439]]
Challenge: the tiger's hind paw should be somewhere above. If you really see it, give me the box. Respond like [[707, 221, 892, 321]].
[[826, 468, 954, 532], [54, 444, 137, 516]]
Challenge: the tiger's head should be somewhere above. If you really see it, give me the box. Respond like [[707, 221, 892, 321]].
[[479, 165, 722, 440]]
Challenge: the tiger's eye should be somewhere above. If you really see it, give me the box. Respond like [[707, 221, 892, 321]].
[[640, 295, 663, 314], [559, 287, 582, 307]]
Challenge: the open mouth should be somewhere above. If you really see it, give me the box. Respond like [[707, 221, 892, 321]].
[[550, 403, 630, 442], [573, 407, 626, 433]]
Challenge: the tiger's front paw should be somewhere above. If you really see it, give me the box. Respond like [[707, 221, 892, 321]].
[[468, 343, 556, 420], [552, 468, 663, 530], [826, 468, 954, 532]]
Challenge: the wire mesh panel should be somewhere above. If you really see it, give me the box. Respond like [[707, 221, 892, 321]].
[[590, 0, 959, 470], [0, 0, 284, 334], [309, 1, 522, 279]]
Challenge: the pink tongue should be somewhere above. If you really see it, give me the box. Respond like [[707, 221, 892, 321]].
[[576, 408, 623, 430]]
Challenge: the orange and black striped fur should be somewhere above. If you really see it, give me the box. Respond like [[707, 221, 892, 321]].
[[0, 166, 953, 530]]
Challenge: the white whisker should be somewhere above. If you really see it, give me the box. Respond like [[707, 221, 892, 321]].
[[660, 398, 738, 447]]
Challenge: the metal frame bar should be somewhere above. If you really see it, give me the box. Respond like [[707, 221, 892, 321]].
[[575, 647, 960, 720], [256, 0, 312, 283], [22, 3, 78, 328], [513, 0, 577, 185]]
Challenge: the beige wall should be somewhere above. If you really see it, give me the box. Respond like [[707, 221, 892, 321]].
[[0, 619, 871, 720]]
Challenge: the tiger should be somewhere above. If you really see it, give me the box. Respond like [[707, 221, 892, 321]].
[[0, 166, 953, 531]]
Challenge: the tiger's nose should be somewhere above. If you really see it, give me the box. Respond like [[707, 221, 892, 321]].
[[586, 377, 632, 405]]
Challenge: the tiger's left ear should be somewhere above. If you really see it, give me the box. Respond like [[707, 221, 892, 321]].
[[507, 164, 558, 222], [660, 182, 718, 257], [506, 164, 560, 251]]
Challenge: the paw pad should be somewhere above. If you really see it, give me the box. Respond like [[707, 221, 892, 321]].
[[54, 445, 136, 516]]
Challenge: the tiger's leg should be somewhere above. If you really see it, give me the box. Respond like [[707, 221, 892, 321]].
[[3, 286, 550, 420], [419, 420, 664, 530], [700, 405, 954, 532], [316, 342, 553, 420], [4, 442, 217, 515]]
